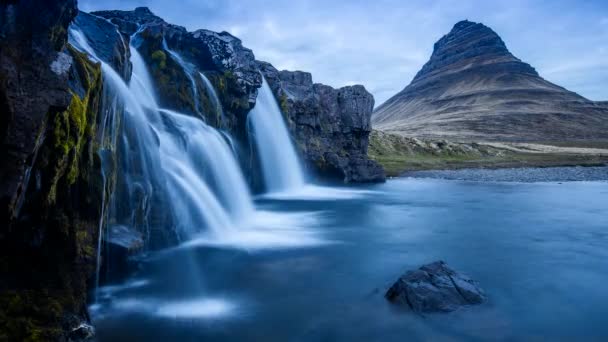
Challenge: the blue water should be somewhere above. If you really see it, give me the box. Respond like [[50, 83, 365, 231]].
[[93, 168, 608, 341]]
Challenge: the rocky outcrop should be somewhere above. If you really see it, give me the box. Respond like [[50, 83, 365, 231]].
[[258, 62, 386, 183], [373, 20, 608, 142], [1, 1, 107, 340], [93, 8, 262, 133], [73, 11, 132, 81], [386, 261, 486, 313]]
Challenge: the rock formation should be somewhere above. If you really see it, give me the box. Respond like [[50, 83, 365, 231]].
[[386, 261, 486, 313], [258, 62, 386, 183], [373, 20, 608, 142], [0, 1, 110, 340], [73, 11, 132, 81], [93, 8, 262, 132]]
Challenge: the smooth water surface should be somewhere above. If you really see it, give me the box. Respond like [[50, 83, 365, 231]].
[[93, 168, 608, 341]]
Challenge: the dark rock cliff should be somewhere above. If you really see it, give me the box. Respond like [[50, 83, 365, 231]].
[[258, 62, 385, 183], [373, 20, 608, 142], [0, 1, 111, 340], [94, 7, 262, 135], [93, 8, 266, 185]]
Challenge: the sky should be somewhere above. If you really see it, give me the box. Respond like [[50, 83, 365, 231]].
[[80, 0, 608, 106]]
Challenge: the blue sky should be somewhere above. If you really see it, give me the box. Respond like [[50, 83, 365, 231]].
[[80, 0, 608, 106]]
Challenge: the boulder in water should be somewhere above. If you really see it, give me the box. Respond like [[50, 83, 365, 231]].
[[385, 261, 486, 312], [107, 225, 144, 252]]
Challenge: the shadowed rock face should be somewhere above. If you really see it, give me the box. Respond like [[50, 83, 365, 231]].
[[1, 1, 109, 340], [93, 7, 262, 121], [258, 61, 386, 183], [373, 20, 608, 142], [73, 11, 132, 81]]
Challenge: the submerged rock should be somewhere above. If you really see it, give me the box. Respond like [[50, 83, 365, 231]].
[[385, 261, 486, 312], [107, 225, 144, 252]]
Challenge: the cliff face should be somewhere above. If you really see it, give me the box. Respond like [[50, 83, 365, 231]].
[[0, 1, 117, 340], [373, 20, 608, 142], [258, 62, 385, 182]]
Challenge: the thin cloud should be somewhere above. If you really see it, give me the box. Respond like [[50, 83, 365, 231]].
[[80, 0, 608, 104]]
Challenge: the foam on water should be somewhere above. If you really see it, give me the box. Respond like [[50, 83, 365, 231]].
[[180, 210, 331, 251], [259, 184, 376, 201], [92, 297, 236, 320]]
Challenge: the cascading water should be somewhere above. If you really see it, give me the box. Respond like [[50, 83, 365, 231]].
[[128, 41, 254, 227], [162, 39, 201, 116], [69, 26, 258, 299], [248, 78, 306, 193], [199, 72, 225, 126]]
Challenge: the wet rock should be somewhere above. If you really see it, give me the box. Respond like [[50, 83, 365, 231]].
[[258, 61, 386, 183], [92, 7, 163, 35], [1, 1, 108, 340], [385, 261, 486, 313], [102, 225, 144, 284], [73, 11, 132, 80], [93, 7, 261, 157], [107, 224, 144, 252], [68, 322, 95, 341]]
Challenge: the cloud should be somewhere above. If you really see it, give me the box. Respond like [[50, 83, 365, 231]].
[[80, 0, 608, 103]]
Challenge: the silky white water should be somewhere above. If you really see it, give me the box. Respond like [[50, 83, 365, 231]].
[[162, 39, 201, 116], [248, 78, 306, 193], [69, 27, 258, 287], [129, 40, 254, 232], [199, 72, 224, 125]]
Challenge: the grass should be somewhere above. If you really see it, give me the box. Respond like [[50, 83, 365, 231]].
[[368, 131, 608, 177]]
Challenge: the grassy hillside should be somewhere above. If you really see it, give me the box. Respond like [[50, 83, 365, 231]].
[[368, 131, 608, 177]]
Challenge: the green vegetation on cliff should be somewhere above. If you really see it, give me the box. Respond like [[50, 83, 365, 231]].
[[0, 45, 104, 341]]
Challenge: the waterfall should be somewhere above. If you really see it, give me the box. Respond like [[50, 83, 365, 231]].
[[69, 26, 258, 298], [129, 45, 158, 108], [128, 44, 254, 226], [158, 109, 253, 224], [248, 78, 306, 193], [162, 40, 201, 116], [199, 72, 224, 126]]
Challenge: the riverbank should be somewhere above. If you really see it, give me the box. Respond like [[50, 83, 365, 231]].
[[368, 130, 608, 177]]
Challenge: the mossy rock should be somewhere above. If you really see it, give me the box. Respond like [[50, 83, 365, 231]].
[[0, 44, 105, 341]]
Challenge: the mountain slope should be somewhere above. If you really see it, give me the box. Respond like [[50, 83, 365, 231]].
[[372, 20, 608, 142]]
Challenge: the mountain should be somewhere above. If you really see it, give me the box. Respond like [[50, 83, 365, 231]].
[[372, 20, 608, 142]]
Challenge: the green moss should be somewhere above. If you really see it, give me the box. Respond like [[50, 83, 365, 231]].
[[76, 230, 95, 258], [151, 50, 167, 69], [48, 45, 102, 205], [49, 24, 67, 51], [279, 93, 289, 114], [0, 292, 65, 341]]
